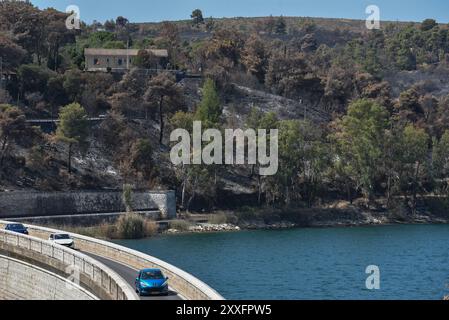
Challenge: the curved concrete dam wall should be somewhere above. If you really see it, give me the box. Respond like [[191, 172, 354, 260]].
[[0, 191, 176, 219], [0, 228, 138, 300], [0, 255, 97, 300], [0, 221, 224, 300]]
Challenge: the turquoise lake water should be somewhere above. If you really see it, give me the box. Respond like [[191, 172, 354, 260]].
[[114, 224, 449, 300]]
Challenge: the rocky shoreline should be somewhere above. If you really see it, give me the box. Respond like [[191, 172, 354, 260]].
[[166, 223, 241, 234], [163, 209, 449, 235]]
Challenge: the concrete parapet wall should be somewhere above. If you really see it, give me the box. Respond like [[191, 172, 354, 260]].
[[0, 255, 97, 300], [0, 190, 176, 219], [0, 221, 224, 300], [0, 227, 137, 300]]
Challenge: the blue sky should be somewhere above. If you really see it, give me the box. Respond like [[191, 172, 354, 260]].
[[31, 0, 449, 24]]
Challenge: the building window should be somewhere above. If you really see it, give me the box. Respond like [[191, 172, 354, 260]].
[[94, 58, 99, 65], [118, 58, 123, 66]]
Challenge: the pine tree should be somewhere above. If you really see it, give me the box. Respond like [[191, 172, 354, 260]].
[[196, 79, 222, 126], [55, 103, 89, 174]]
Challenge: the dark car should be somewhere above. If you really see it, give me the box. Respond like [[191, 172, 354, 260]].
[[135, 269, 169, 296], [5, 223, 29, 235]]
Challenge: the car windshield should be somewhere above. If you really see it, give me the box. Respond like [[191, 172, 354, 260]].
[[141, 271, 164, 280], [54, 234, 70, 240], [9, 224, 24, 229]]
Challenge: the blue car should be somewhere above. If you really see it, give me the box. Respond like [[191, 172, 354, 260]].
[[135, 269, 169, 296], [4, 223, 29, 235]]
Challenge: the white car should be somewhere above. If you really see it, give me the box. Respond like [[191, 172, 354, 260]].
[[49, 233, 75, 248]]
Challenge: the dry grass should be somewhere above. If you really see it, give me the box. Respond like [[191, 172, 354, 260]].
[[47, 213, 159, 240], [208, 212, 232, 225], [168, 220, 192, 232]]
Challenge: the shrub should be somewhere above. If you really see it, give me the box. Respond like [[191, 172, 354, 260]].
[[169, 220, 192, 232], [122, 184, 133, 212], [208, 213, 228, 225], [116, 213, 146, 239], [208, 212, 237, 225], [143, 220, 159, 237]]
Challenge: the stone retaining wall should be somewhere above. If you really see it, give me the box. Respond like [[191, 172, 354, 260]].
[[0, 191, 176, 219]]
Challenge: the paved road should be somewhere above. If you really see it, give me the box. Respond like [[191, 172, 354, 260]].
[[83, 252, 182, 300]]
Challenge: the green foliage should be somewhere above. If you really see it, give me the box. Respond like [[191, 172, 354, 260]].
[[196, 79, 222, 125], [56, 103, 89, 145], [18, 64, 52, 94], [191, 9, 204, 26], [56, 103, 89, 173], [122, 184, 133, 212], [274, 16, 287, 35], [5, 2, 449, 211], [0, 34, 26, 70], [265, 119, 330, 206], [339, 99, 389, 199], [116, 213, 157, 239], [0, 104, 26, 167], [133, 50, 158, 69], [103, 41, 126, 49], [63, 69, 85, 102], [432, 131, 449, 181], [170, 111, 195, 132], [169, 220, 192, 232], [421, 19, 438, 32], [88, 31, 116, 46], [396, 125, 430, 212]]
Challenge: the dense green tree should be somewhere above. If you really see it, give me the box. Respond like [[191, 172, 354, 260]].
[[395, 88, 423, 123], [104, 19, 116, 32], [63, 69, 86, 102], [296, 121, 331, 206], [43, 8, 76, 70], [421, 19, 438, 32], [274, 16, 287, 35], [0, 34, 27, 70], [245, 108, 279, 204], [432, 131, 449, 194], [0, 1, 46, 64], [18, 64, 52, 98], [191, 9, 204, 27], [116, 16, 129, 29], [396, 125, 430, 213], [0, 104, 26, 168], [55, 103, 89, 174], [46, 74, 68, 113], [267, 118, 330, 207], [338, 99, 389, 202], [196, 79, 222, 126]]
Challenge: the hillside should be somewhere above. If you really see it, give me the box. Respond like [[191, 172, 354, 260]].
[[2, 1, 449, 216]]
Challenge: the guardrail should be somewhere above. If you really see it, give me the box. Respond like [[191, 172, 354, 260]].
[[0, 228, 137, 300], [0, 220, 224, 300]]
